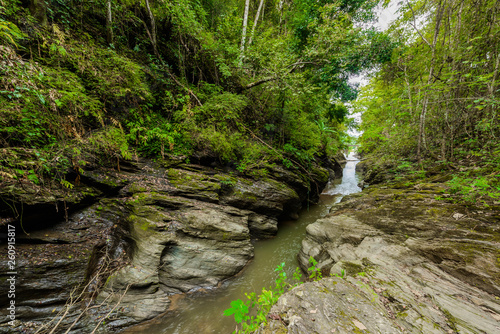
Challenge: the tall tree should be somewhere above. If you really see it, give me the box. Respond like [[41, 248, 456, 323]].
[[240, 0, 250, 54], [416, 0, 446, 162], [144, 0, 158, 57], [248, 0, 265, 46], [106, 0, 113, 45], [359, 0, 500, 162]]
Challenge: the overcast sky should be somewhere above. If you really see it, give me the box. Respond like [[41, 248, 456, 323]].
[[347, 2, 401, 138], [376, 1, 400, 31]]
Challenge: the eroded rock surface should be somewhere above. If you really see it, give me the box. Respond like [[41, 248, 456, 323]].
[[266, 183, 500, 333], [0, 159, 329, 333]]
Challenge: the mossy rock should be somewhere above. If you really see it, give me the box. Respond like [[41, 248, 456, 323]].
[[167, 168, 221, 192]]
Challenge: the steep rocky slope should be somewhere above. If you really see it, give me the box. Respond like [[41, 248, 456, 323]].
[[0, 158, 332, 333], [261, 166, 500, 333]]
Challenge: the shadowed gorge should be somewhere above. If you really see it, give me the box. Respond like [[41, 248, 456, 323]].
[[0, 0, 498, 333]]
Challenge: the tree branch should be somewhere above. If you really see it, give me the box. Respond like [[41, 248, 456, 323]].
[[244, 61, 316, 89], [244, 75, 277, 89], [406, 0, 432, 48]]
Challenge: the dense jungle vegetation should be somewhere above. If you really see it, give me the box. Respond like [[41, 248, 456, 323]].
[[0, 0, 391, 194], [357, 0, 500, 205], [0, 0, 498, 205]]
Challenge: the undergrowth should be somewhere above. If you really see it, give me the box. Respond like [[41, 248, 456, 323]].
[[365, 155, 500, 208], [223, 257, 326, 333]]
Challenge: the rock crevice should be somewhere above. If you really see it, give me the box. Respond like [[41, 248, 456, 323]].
[[0, 159, 332, 333]]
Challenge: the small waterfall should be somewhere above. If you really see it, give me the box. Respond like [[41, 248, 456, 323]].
[[323, 151, 361, 203], [124, 152, 363, 334]]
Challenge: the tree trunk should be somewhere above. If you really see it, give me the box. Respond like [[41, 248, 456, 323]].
[[240, 0, 250, 54], [417, 0, 445, 162], [248, 0, 265, 46], [106, 0, 113, 45], [403, 63, 413, 116], [488, 53, 499, 97], [278, 0, 285, 34], [144, 0, 158, 58], [29, 0, 48, 26], [448, 0, 464, 158]]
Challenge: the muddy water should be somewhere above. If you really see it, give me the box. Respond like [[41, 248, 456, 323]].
[[124, 154, 361, 334]]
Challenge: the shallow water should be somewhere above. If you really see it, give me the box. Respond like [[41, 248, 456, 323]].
[[124, 153, 361, 334]]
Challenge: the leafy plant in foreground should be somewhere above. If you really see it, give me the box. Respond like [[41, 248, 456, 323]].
[[223, 262, 303, 333], [307, 256, 322, 281]]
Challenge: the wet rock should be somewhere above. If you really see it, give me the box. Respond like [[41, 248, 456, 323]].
[[0, 183, 101, 231], [355, 158, 391, 185], [354, 159, 368, 174], [293, 183, 500, 333], [0, 201, 120, 333], [164, 168, 222, 203], [87, 163, 327, 329], [91, 192, 255, 328], [0, 253, 89, 329], [264, 251, 500, 333], [248, 213, 278, 238], [0, 157, 332, 333], [258, 277, 405, 334], [221, 178, 301, 219], [264, 163, 330, 204], [329, 151, 346, 180]]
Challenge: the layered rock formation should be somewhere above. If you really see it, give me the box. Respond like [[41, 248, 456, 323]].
[[262, 181, 500, 333], [0, 159, 331, 333]]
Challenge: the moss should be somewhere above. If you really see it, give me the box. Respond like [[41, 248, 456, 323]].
[[128, 192, 155, 206], [341, 261, 365, 276], [267, 178, 291, 191], [139, 220, 155, 231], [440, 308, 459, 332], [405, 193, 425, 201], [310, 165, 329, 184], [127, 183, 149, 193], [213, 174, 238, 187], [167, 168, 221, 193]]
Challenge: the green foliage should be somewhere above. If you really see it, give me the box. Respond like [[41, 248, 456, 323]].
[[87, 126, 131, 160], [0, 18, 24, 46], [307, 256, 322, 280], [224, 262, 305, 333], [326, 102, 348, 123], [335, 268, 346, 279], [0, 0, 387, 194], [60, 179, 74, 189], [448, 173, 500, 205], [356, 0, 499, 206], [291, 0, 391, 100], [126, 113, 188, 158], [223, 299, 248, 324], [197, 128, 243, 161], [358, 0, 499, 164], [196, 92, 248, 129]]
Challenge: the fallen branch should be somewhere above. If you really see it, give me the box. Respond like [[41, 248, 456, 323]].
[[90, 283, 132, 334], [243, 61, 315, 90], [164, 68, 203, 106]]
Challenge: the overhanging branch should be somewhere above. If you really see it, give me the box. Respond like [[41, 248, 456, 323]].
[[243, 61, 317, 90]]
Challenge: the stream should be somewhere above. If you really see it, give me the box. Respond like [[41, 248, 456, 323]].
[[124, 153, 361, 334]]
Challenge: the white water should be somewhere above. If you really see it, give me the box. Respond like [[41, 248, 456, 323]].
[[323, 152, 362, 202]]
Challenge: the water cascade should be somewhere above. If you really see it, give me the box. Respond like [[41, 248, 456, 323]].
[[125, 152, 361, 333]]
